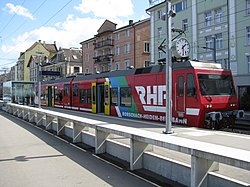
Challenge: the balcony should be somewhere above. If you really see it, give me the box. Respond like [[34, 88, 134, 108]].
[[93, 54, 113, 64], [94, 39, 114, 49]]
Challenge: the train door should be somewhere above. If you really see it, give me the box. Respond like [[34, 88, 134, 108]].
[[46, 86, 54, 107], [91, 82, 105, 114], [104, 81, 110, 115], [97, 84, 104, 113], [176, 74, 185, 116]]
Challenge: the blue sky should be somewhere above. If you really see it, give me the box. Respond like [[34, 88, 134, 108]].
[[0, 0, 150, 69]]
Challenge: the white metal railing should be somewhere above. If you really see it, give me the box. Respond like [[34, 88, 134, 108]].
[[4, 103, 250, 187]]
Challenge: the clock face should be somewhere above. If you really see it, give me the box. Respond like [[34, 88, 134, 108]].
[[175, 37, 190, 58]]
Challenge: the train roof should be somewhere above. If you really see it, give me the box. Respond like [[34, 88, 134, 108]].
[[173, 60, 223, 70], [46, 60, 225, 83]]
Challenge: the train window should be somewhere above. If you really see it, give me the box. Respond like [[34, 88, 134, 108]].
[[104, 85, 109, 105], [111, 88, 118, 106], [87, 89, 91, 104], [178, 76, 184, 96], [64, 84, 70, 96], [198, 74, 235, 96], [92, 85, 96, 104], [79, 89, 86, 104], [55, 89, 63, 101], [120, 87, 132, 107], [186, 74, 196, 97], [73, 84, 78, 97]]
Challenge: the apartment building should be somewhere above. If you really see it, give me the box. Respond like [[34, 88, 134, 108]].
[[27, 47, 82, 81], [147, 0, 250, 110], [81, 19, 150, 74]]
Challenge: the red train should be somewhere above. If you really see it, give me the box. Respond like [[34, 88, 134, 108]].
[[41, 60, 244, 129]]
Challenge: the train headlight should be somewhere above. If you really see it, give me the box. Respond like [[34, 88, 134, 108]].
[[205, 104, 212, 108], [229, 103, 236, 107]]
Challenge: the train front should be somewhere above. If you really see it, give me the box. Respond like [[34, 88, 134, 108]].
[[197, 71, 244, 129]]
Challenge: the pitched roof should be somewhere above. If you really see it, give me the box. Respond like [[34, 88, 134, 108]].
[[26, 41, 57, 53], [49, 48, 82, 64]]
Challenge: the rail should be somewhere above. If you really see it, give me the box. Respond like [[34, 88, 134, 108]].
[[3, 103, 250, 187]]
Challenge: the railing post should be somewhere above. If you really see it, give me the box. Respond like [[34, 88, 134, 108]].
[[95, 128, 110, 154], [191, 150, 219, 187], [57, 118, 69, 136], [130, 138, 153, 170], [73, 122, 88, 143], [44, 115, 56, 130]]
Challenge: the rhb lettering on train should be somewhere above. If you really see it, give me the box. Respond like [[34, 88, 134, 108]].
[[135, 85, 166, 113]]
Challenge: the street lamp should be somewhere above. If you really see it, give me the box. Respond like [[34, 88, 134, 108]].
[[163, 0, 175, 134], [202, 36, 216, 62]]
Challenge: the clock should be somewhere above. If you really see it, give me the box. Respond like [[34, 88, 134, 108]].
[[172, 37, 190, 58]]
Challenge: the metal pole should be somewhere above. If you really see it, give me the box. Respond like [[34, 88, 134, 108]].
[[38, 59, 41, 108], [213, 36, 216, 63], [164, 0, 173, 134]]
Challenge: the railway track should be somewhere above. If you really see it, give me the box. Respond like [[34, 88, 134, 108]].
[[222, 114, 250, 134]]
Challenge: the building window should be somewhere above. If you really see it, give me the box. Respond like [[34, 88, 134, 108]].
[[115, 33, 120, 41], [247, 0, 250, 15], [205, 11, 212, 26], [158, 27, 162, 39], [247, 56, 250, 73], [74, 67, 80, 73], [124, 60, 130, 70], [85, 53, 89, 62], [125, 29, 130, 37], [216, 33, 223, 49], [157, 10, 163, 20], [144, 61, 150, 67], [85, 68, 89, 74], [115, 62, 120, 70], [158, 50, 164, 59], [173, 0, 187, 13], [182, 19, 188, 31], [124, 43, 130, 54], [115, 46, 120, 55], [144, 42, 150, 53], [86, 43, 89, 49], [247, 26, 250, 45], [215, 7, 222, 23], [205, 35, 213, 49]]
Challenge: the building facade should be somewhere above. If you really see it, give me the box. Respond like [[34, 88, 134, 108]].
[[27, 47, 82, 82], [147, 0, 250, 110], [81, 19, 150, 74], [24, 40, 57, 81]]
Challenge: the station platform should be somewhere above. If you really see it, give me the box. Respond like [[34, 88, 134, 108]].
[[42, 107, 250, 185], [1, 106, 250, 186], [0, 111, 156, 187]]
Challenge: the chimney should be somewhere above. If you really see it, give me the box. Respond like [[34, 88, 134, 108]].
[[38, 40, 41, 43], [129, 20, 133, 25]]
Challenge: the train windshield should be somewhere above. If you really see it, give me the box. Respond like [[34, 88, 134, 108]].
[[198, 74, 235, 96]]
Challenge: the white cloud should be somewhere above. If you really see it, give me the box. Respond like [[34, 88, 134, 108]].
[[1, 15, 105, 56], [1, 0, 137, 67], [74, 0, 134, 19], [5, 3, 35, 20]]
